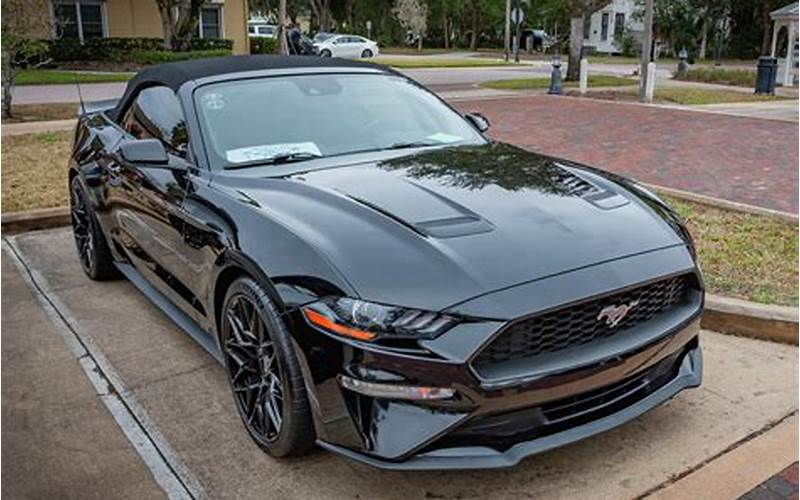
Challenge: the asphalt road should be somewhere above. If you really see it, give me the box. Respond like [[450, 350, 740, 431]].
[[10, 62, 656, 104], [2, 227, 798, 499]]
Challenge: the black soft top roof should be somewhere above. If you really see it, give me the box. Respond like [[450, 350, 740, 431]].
[[111, 55, 388, 120]]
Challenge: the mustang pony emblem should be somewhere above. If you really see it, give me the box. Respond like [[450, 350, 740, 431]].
[[597, 300, 640, 327]]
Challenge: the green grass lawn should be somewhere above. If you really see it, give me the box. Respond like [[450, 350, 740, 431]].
[[588, 55, 757, 67], [15, 69, 133, 86], [672, 67, 756, 87], [372, 56, 515, 68], [665, 196, 798, 306], [481, 75, 636, 90]]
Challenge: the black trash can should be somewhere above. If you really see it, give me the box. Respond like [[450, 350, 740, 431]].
[[755, 56, 778, 95]]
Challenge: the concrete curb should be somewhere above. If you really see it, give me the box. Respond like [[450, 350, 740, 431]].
[[645, 183, 799, 223], [3, 207, 798, 345], [703, 294, 798, 345], [1, 207, 70, 234]]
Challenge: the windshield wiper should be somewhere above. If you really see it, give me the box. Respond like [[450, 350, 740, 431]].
[[223, 151, 323, 170], [384, 140, 442, 151]]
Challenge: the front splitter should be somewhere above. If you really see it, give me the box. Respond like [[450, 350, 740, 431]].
[[317, 343, 702, 470]]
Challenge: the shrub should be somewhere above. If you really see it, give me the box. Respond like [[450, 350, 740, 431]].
[[188, 38, 234, 51], [47, 37, 233, 62], [673, 67, 757, 88], [614, 28, 638, 57], [129, 49, 231, 65], [250, 37, 277, 54]]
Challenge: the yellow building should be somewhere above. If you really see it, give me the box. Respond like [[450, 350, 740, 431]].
[[49, 0, 250, 54]]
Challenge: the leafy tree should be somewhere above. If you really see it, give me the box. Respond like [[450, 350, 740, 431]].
[[154, 0, 205, 51], [1, 0, 53, 119], [392, 0, 429, 50]]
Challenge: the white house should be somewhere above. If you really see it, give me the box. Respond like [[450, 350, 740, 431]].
[[583, 0, 642, 54]]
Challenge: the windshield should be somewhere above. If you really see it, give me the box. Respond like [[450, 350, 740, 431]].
[[193, 73, 486, 170]]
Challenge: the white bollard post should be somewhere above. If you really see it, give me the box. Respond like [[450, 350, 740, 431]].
[[644, 62, 656, 103], [579, 58, 588, 95]]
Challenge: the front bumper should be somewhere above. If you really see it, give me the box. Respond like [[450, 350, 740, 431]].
[[304, 309, 702, 470], [317, 339, 701, 470]]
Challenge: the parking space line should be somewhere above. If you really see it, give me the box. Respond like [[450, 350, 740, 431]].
[[3, 237, 207, 500]]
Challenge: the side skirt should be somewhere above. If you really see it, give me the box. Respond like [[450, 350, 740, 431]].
[[115, 262, 224, 364]]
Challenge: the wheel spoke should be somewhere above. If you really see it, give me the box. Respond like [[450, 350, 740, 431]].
[[224, 293, 284, 442]]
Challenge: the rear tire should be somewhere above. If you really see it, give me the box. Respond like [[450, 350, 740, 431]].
[[320, 49, 332, 57], [221, 276, 315, 457], [70, 176, 117, 281], [361, 49, 373, 58]]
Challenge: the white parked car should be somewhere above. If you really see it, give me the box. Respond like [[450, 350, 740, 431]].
[[314, 34, 379, 58], [249, 23, 277, 39]]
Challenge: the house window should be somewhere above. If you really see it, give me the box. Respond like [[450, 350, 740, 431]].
[[52, 0, 105, 42], [601, 13, 609, 41], [198, 7, 222, 38], [614, 13, 625, 38], [583, 15, 591, 39]]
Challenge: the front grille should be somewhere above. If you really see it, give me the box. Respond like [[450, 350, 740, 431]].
[[426, 340, 692, 453], [474, 275, 692, 366]]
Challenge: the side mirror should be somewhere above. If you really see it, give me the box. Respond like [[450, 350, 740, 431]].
[[465, 112, 490, 132], [119, 139, 169, 165]]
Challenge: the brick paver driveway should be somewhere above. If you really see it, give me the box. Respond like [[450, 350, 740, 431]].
[[455, 95, 799, 214]]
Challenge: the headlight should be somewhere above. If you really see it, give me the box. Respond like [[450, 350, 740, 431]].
[[302, 297, 458, 342]]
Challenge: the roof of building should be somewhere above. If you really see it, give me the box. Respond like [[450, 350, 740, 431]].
[[112, 55, 388, 120], [771, 2, 798, 19]]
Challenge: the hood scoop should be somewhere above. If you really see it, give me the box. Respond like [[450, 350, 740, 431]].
[[551, 162, 629, 210], [295, 167, 494, 238]]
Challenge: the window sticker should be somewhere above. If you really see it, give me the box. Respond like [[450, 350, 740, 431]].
[[226, 142, 322, 163], [426, 133, 463, 144], [202, 93, 226, 111]]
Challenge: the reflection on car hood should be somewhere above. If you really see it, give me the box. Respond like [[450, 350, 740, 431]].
[[232, 143, 685, 312]]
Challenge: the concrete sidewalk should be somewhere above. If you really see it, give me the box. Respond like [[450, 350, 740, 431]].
[[2, 226, 797, 499], [1, 250, 165, 499]]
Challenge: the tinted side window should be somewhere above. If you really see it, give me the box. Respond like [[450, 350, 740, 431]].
[[122, 86, 188, 155]]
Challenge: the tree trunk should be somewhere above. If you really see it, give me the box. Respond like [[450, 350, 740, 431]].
[[157, 3, 175, 50], [760, 6, 772, 55], [567, 15, 583, 81], [699, 18, 708, 59], [1, 54, 15, 119], [469, 3, 479, 51], [442, 12, 449, 49]]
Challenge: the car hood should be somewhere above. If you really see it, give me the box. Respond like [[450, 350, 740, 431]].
[[233, 143, 685, 314]]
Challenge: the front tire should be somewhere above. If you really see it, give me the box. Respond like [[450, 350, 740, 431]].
[[221, 277, 315, 457], [361, 49, 373, 58], [70, 176, 117, 280], [320, 49, 332, 57]]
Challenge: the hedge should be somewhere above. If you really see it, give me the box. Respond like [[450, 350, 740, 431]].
[[47, 37, 234, 62], [130, 48, 231, 65], [250, 37, 277, 54]]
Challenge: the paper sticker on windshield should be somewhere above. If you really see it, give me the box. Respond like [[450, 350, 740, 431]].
[[426, 133, 463, 144], [202, 93, 226, 110], [226, 142, 322, 163]]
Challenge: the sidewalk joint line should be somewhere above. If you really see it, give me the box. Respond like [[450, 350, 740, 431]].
[[2, 236, 207, 500]]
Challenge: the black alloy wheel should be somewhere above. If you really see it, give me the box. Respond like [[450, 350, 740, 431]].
[[221, 277, 315, 456], [70, 177, 116, 280], [320, 49, 332, 57]]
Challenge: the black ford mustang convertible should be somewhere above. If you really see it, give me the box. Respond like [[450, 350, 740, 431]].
[[69, 55, 703, 470]]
